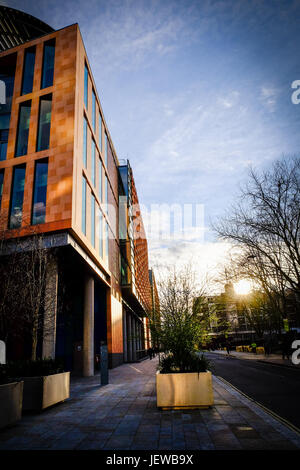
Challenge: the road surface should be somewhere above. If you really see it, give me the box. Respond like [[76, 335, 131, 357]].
[[205, 352, 300, 429]]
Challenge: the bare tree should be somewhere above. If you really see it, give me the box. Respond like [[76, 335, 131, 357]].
[[148, 265, 211, 370], [214, 156, 300, 309], [21, 234, 55, 360], [0, 218, 25, 344], [0, 220, 57, 360]]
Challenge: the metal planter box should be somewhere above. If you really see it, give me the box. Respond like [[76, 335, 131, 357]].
[[0, 381, 23, 429], [156, 371, 214, 409], [22, 371, 70, 411]]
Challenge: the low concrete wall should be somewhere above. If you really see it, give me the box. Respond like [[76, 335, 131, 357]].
[[156, 371, 214, 409], [0, 381, 23, 429], [22, 372, 70, 411]]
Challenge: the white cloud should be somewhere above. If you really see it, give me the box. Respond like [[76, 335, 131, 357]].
[[149, 239, 233, 293], [80, 1, 200, 76], [133, 86, 277, 192], [217, 91, 240, 108], [260, 86, 280, 111]]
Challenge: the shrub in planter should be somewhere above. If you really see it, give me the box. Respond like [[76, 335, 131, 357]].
[[158, 351, 211, 374], [0, 358, 64, 384], [156, 352, 214, 409], [149, 266, 214, 409], [0, 359, 69, 412]]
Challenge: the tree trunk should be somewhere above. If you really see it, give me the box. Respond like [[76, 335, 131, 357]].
[[31, 333, 37, 361]]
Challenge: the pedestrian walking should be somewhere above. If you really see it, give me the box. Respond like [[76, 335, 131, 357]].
[[148, 347, 153, 360]]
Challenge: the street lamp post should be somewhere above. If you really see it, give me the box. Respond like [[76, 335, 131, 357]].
[[100, 341, 109, 386]]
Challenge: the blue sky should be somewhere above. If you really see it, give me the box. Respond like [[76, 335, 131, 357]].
[[3, 0, 300, 280]]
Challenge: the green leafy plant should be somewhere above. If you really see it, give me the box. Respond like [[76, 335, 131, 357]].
[[158, 351, 211, 374]]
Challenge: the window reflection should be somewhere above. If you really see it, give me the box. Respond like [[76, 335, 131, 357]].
[[98, 112, 102, 151], [9, 165, 26, 229], [15, 101, 31, 157], [41, 40, 55, 89], [91, 139, 95, 186], [0, 130, 8, 161], [91, 194, 95, 247], [37, 94, 52, 152], [0, 55, 16, 161], [98, 207, 103, 258], [84, 64, 88, 108], [82, 176, 86, 235], [105, 221, 109, 259], [98, 160, 102, 202], [83, 116, 87, 167], [21, 47, 35, 95], [92, 90, 96, 130], [105, 133, 108, 167], [32, 160, 48, 225]]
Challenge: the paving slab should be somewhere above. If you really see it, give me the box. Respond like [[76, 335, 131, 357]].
[[0, 357, 299, 450]]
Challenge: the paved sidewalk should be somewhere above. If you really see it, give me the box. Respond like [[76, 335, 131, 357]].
[[210, 349, 300, 368], [0, 357, 300, 451]]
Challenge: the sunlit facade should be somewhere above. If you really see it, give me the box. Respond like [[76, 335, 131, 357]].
[[0, 7, 156, 375]]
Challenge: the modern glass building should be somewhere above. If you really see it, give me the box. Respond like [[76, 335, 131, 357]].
[[0, 7, 156, 374], [0, 6, 54, 52]]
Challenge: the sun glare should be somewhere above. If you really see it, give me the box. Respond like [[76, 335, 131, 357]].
[[234, 279, 252, 295]]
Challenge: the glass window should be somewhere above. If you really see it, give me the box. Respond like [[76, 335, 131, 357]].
[[98, 207, 103, 258], [104, 175, 109, 216], [105, 174, 108, 205], [92, 90, 96, 130], [9, 165, 26, 229], [0, 57, 16, 161], [41, 39, 55, 89], [105, 133, 108, 167], [21, 47, 35, 95], [15, 101, 31, 157], [91, 139, 95, 186], [32, 160, 48, 225], [84, 64, 88, 108], [0, 170, 3, 209], [0, 129, 8, 161], [36, 94, 52, 152], [91, 194, 95, 247], [82, 176, 86, 235], [105, 221, 109, 259], [98, 159, 102, 202], [98, 112, 102, 151], [83, 116, 87, 167]]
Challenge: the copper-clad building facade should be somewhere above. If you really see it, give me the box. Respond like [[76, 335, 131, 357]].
[[0, 7, 157, 374]]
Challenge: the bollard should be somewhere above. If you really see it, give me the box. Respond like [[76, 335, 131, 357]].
[[0, 340, 5, 364], [100, 341, 109, 386]]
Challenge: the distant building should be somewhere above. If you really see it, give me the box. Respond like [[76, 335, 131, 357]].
[[201, 282, 300, 345], [198, 283, 255, 344], [0, 6, 158, 374]]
